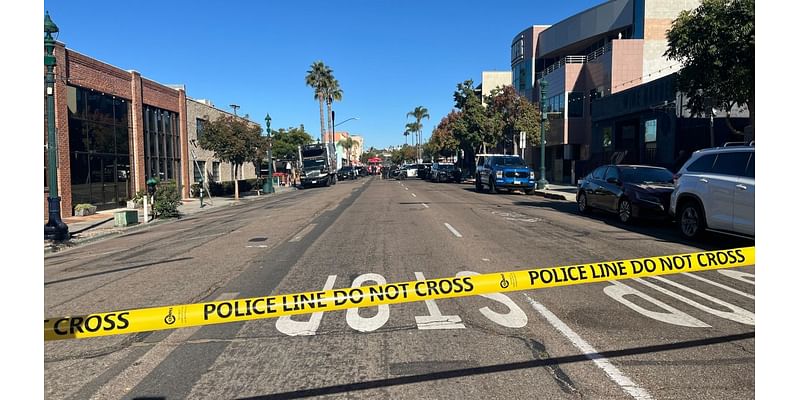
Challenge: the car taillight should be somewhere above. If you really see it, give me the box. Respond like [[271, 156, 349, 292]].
[[673, 173, 681, 182]]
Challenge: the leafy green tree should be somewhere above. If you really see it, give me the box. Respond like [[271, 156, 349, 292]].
[[452, 80, 492, 172], [391, 145, 416, 164], [271, 125, 314, 160], [198, 114, 263, 199], [306, 61, 333, 142], [665, 0, 754, 135], [430, 111, 462, 159], [485, 85, 541, 153]]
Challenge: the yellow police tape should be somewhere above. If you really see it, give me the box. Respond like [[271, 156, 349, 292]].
[[45, 246, 755, 341]]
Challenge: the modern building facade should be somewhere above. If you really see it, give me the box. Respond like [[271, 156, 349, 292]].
[[186, 98, 259, 189], [512, 0, 704, 184]]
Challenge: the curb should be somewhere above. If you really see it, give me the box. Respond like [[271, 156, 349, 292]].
[[533, 190, 572, 201]]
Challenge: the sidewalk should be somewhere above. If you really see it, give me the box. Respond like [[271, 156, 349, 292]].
[[533, 183, 577, 202], [44, 186, 297, 253]]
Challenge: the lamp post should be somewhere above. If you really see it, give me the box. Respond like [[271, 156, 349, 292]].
[[537, 79, 549, 190], [264, 114, 274, 194], [44, 12, 69, 241]]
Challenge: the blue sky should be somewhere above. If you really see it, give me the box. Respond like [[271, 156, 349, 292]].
[[44, 0, 603, 149]]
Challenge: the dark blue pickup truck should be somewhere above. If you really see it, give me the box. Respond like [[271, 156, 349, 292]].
[[475, 154, 535, 194]]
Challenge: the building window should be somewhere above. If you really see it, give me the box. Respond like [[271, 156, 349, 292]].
[[193, 160, 206, 183], [546, 92, 565, 117], [143, 106, 181, 185], [568, 92, 584, 118], [196, 118, 207, 140], [67, 85, 133, 210], [212, 162, 220, 182]]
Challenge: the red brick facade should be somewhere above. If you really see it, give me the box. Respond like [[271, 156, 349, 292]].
[[45, 43, 187, 217]]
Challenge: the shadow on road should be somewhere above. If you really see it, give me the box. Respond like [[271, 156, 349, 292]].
[[237, 332, 754, 400], [44, 257, 193, 286]]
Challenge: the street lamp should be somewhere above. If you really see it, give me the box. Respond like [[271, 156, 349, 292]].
[[44, 12, 69, 241], [334, 117, 359, 128], [537, 79, 549, 190], [264, 114, 274, 194]]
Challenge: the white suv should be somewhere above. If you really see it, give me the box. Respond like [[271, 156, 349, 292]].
[[669, 144, 755, 239]]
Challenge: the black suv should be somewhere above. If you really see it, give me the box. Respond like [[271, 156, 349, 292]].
[[337, 166, 356, 180], [430, 163, 462, 183]]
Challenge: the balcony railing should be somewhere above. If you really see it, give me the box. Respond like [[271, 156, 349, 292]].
[[536, 43, 612, 80]]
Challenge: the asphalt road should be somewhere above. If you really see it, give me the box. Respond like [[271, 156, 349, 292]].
[[44, 176, 755, 400]]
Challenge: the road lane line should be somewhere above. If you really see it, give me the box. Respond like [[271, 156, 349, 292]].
[[524, 294, 653, 400], [444, 223, 462, 238], [289, 224, 316, 242], [682, 272, 755, 299], [411, 193, 417, 197], [90, 292, 239, 400], [405, 187, 409, 191], [422, 203, 429, 208]]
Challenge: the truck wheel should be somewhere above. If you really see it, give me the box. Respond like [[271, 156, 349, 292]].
[[475, 177, 483, 192], [489, 178, 498, 194]]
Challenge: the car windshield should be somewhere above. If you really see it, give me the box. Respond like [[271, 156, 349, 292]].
[[494, 156, 525, 166], [620, 167, 674, 184], [439, 164, 455, 171], [340, 167, 352, 172], [303, 159, 325, 169]]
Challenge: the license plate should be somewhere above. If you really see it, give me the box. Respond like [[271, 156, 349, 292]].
[[312, 180, 317, 184], [514, 180, 521, 185]]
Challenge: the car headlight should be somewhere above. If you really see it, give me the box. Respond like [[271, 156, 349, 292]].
[[495, 171, 504, 179]]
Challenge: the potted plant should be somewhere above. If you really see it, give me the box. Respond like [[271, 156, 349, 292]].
[[74, 203, 97, 216], [127, 190, 147, 209]]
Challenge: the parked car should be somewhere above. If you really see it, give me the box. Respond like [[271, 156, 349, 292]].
[[337, 166, 357, 180], [430, 163, 462, 183], [417, 163, 433, 180], [577, 165, 675, 223], [403, 164, 419, 178], [670, 143, 755, 239], [355, 166, 368, 177], [475, 155, 535, 194]]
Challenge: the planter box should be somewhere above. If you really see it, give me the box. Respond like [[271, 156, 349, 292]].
[[114, 209, 139, 227], [127, 200, 143, 209], [74, 205, 97, 216]]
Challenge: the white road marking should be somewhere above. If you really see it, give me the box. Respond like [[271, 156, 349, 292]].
[[414, 272, 466, 329], [276, 275, 337, 336], [636, 277, 755, 325], [457, 271, 527, 328], [524, 294, 653, 400], [90, 292, 239, 400], [717, 270, 755, 285], [245, 245, 269, 248], [422, 203, 429, 209], [289, 224, 316, 242], [604, 281, 710, 328], [682, 272, 755, 300], [405, 187, 409, 191], [444, 223, 462, 238], [411, 193, 417, 197], [346, 273, 390, 332]]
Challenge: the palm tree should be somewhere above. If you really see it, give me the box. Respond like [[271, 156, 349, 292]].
[[306, 61, 333, 143], [405, 122, 419, 148], [406, 106, 429, 161], [403, 129, 411, 145], [325, 78, 343, 141], [338, 137, 355, 166]]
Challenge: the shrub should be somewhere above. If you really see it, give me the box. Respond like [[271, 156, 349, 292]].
[[153, 180, 182, 218], [74, 203, 94, 211]]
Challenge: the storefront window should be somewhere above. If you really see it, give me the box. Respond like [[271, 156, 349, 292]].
[[143, 106, 181, 186], [67, 85, 132, 210]]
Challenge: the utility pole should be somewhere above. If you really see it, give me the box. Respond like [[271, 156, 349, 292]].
[[230, 104, 240, 116], [537, 80, 549, 190]]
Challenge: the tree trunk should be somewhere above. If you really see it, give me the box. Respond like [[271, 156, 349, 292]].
[[234, 164, 239, 200], [318, 96, 326, 143]]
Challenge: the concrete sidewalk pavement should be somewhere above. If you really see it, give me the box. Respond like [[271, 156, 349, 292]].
[[533, 183, 577, 202], [44, 186, 297, 253]]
